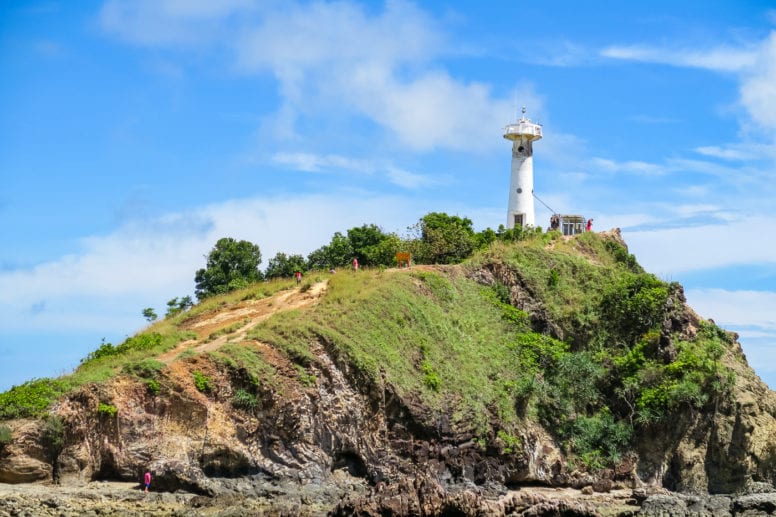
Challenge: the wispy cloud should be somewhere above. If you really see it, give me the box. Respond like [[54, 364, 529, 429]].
[[0, 192, 431, 333], [601, 32, 776, 132], [271, 152, 436, 189], [591, 157, 667, 175], [272, 152, 374, 174], [601, 44, 757, 72], [686, 288, 776, 330], [99, 0, 537, 153], [625, 217, 776, 276], [99, 0, 258, 47], [694, 145, 753, 160]]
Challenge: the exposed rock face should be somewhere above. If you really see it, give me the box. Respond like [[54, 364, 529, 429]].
[[0, 420, 51, 483]]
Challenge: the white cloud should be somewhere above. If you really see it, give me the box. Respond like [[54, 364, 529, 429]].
[[624, 217, 776, 277], [271, 152, 436, 188], [99, 0, 257, 46], [99, 0, 533, 153], [739, 32, 776, 129], [272, 152, 374, 174], [602, 32, 776, 133], [0, 192, 433, 333], [591, 157, 667, 175], [601, 44, 757, 73], [694, 145, 753, 160], [384, 166, 438, 189], [685, 288, 776, 331]]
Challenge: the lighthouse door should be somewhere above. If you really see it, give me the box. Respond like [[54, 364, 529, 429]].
[[513, 213, 524, 228]]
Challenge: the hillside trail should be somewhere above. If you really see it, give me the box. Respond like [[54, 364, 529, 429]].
[[157, 280, 328, 365]]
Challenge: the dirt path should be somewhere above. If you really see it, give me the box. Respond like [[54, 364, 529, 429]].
[[157, 281, 328, 364]]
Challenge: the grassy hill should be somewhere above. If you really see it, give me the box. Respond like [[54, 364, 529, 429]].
[[0, 229, 741, 474]]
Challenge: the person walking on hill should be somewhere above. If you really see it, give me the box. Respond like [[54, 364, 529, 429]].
[[295, 270, 302, 285], [586, 218, 593, 232], [144, 471, 151, 493], [352, 257, 359, 271]]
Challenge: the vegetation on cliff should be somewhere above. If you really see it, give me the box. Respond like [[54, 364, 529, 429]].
[[0, 228, 742, 472]]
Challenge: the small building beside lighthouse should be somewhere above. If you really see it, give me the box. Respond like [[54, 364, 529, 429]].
[[503, 107, 542, 229]]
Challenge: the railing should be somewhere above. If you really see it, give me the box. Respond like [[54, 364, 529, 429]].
[[504, 122, 542, 138]]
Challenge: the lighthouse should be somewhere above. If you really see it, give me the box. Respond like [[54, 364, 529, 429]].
[[504, 107, 542, 229]]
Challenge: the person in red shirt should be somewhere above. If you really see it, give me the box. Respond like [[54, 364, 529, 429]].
[[352, 257, 359, 271], [586, 219, 593, 232], [295, 271, 302, 285], [144, 471, 151, 493]]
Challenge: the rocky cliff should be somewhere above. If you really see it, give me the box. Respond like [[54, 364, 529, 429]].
[[2, 229, 776, 516]]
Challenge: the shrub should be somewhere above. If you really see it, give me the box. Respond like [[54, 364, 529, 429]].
[[122, 359, 165, 379], [0, 424, 12, 447], [232, 389, 258, 411], [491, 282, 511, 305], [600, 274, 669, 347], [604, 240, 641, 272], [511, 333, 569, 370], [0, 378, 65, 419], [145, 379, 161, 396], [83, 333, 165, 364], [41, 415, 65, 456], [192, 371, 212, 393], [97, 403, 118, 418], [497, 429, 521, 454], [548, 269, 560, 287], [569, 410, 631, 466], [421, 361, 442, 392]]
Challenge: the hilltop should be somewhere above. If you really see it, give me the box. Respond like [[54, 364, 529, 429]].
[[2, 229, 776, 516]]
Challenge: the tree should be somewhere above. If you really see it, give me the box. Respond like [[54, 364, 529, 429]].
[[165, 297, 194, 318], [195, 238, 263, 299], [265, 252, 307, 279], [413, 212, 476, 264], [179, 296, 194, 311], [306, 232, 353, 270], [347, 224, 387, 265], [362, 233, 402, 266], [142, 308, 157, 322]]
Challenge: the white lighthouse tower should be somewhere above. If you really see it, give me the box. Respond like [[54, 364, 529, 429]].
[[504, 107, 542, 229]]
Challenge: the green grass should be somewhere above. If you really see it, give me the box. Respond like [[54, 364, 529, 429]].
[[209, 343, 276, 389], [122, 359, 166, 379], [250, 268, 537, 433]]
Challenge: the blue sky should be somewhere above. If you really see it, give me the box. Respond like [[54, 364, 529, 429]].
[[3, 0, 776, 392]]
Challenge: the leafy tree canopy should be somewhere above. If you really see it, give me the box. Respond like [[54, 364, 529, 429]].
[[347, 224, 391, 265], [142, 307, 157, 322], [265, 252, 307, 279], [415, 212, 476, 264], [307, 232, 354, 270], [195, 238, 263, 299]]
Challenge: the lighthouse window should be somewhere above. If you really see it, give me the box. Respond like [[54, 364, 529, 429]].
[[518, 146, 525, 153], [516, 188, 522, 194]]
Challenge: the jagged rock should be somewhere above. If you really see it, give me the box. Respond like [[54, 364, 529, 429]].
[[732, 493, 776, 514], [640, 494, 689, 515], [0, 420, 50, 483]]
